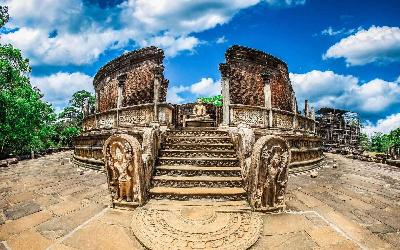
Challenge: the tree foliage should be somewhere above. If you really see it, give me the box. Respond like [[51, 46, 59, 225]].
[[0, 6, 94, 157], [361, 128, 400, 153], [56, 90, 95, 147], [59, 90, 95, 125], [0, 6, 9, 28], [0, 21, 56, 157], [199, 95, 223, 107]]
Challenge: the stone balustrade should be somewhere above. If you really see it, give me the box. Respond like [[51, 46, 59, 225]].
[[82, 103, 174, 131], [229, 104, 316, 133]]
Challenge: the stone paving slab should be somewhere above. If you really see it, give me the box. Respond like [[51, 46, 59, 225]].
[[0, 151, 399, 249]]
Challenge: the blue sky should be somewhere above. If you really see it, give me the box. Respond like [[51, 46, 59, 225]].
[[1, 0, 400, 134]]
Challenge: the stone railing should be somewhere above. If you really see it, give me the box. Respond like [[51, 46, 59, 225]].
[[82, 103, 174, 131], [229, 104, 315, 133]]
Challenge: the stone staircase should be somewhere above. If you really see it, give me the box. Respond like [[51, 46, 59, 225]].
[[149, 128, 247, 201]]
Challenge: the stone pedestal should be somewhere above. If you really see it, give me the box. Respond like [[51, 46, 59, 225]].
[[185, 118, 215, 127]]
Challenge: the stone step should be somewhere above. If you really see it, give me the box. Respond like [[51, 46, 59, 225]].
[[166, 129, 229, 137], [152, 175, 243, 188], [164, 136, 232, 145], [159, 149, 237, 158], [144, 199, 251, 212], [158, 157, 239, 167], [162, 143, 235, 151], [149, 187, 247, 201], [155, 165, 242, 177]]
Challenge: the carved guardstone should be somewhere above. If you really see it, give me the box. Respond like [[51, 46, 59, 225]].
[[103, 134, 145, 208], [248, 136, 291, 212]]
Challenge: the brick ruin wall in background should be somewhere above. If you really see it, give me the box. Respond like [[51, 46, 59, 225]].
[[94, 46, 168, 112], [221, 45, 295, 112]]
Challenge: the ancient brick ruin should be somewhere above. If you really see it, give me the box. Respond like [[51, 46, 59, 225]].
[[316, 108, 361, 153], [73, 45, 323, 212]]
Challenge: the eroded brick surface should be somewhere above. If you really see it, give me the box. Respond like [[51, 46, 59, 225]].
[[220, 45, 295, 111]]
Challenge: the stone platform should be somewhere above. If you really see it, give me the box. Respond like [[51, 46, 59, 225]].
[[1, 152, 399, 249]]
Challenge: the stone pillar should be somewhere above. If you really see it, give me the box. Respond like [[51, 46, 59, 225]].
[[94, 90, 99, 129], [221, 77, 230, 126], [292, 92, 297, 130], [116, 74, 127, 127], [82, 98, 89, 118], [153, 66, 163, 123], [304, 99, 309, 117], [310, 106, 316, 133], [220, 64, 230, 126], [262, 72, 273, 128]]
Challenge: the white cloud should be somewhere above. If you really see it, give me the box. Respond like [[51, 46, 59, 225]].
[[2, 27, 135, 65], [324, 26, 400, 66], [320, 26, 362, 36], [290, 70, 358, 100], [216, 36, 228, 44], [290, 70, 400, 114], [31, 72, 93, 111], [166, 85, 189, 104], [265, 0, 305, 7], [140, 35, 200, 57], [2, 0, 306, 65], [121, 0, 259, 35], [362, 113, 400, 136], [190, 78, 221, 96], [166, 77, 221, 104]]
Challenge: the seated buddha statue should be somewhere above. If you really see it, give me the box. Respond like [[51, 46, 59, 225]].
[[183, 99, 214, 127], [192, 99, 210, 119]]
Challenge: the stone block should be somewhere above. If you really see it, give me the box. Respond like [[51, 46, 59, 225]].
[[6, 191, 37, 204], [252, 231, 317, 250], [263, 213, 312, 235], [0, 210, 53, 240], [306, 226, 348, 248], [62, 221, 144, 250], [4, 201, 41, 220], [7, 230, 53, 250], [37, 204, 106, 240]]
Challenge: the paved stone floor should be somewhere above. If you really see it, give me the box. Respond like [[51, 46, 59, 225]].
[[0, 151, 399, 249]]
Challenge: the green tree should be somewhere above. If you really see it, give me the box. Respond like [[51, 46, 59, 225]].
[[388, 128, 400, 148], [55, 90, 95, 147], [59, 90, 95, 126], [199, 95, 223, 107], [0, 7, 56, 158], [370, 132, 391, 153], [0, 6, 9, 28], [358, 133, 371, 151]]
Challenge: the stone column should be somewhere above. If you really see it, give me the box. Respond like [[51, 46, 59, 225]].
[[304, 99, 309, 117], [153, 66, 163, 123], [116, 74, 127, 127], [94, 90, 99, 129], [82, 97, 89, 118], [310, 106, 316, 133], [292, 92, 297, 130], [262, 72, 273, 128], [220, 64, 230, 126]]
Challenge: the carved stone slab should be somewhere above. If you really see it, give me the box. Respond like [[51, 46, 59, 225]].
[[131, 207, 262, 250], [248, 135, 291, 212], [103, 134, 145, 207]]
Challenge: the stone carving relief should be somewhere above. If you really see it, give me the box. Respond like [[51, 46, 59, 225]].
[[248, 136, 291, 211], [82, 116, 96, 131], [231, 108, 264, 127], [274, 113, 293, 129], [141, 126, 160, 190], [103, 134, 145, 206], [119, 107, 153, 126], [98, 113, 115, 129], [228, 124, 255, 181]]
